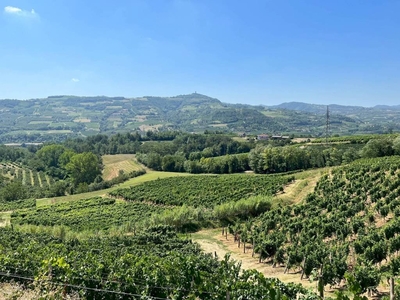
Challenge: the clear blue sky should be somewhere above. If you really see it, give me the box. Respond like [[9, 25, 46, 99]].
[[1, 0, 399, 106]]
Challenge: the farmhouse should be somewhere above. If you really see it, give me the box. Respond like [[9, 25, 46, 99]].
[[271, 135, 290, 140], [257, 134, 290, 141], [257, 134, 270, 140]]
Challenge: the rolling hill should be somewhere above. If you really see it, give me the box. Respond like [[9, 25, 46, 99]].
[[1, 93, 400, 143]]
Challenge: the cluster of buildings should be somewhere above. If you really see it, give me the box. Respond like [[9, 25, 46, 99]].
[[238, 133, 291, 141], [256, 134, 290, 141]]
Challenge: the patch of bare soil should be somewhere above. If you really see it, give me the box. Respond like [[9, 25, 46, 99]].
[[193, 169, 341, 296], [276, 169, 326, 205], [0, 282, 81, 299], [193, 166, 389, 298], [194, 230, 317, 291], [195, 230, 393, 298]]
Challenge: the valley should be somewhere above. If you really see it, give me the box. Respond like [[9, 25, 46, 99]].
[[0, 121, 400, 298]]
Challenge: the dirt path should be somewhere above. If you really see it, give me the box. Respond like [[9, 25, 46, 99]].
[[194, 228, 390, 298], [193, 229, 317, 291], [192, 169, 332, 293], [0, 283, 38, 300], [276, 168, 329, 205], [193, 169, 391, 298]]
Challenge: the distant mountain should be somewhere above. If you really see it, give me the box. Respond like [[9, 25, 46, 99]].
[[270, 102, 370, 115], [374, 105, 400, 111], [1, 94, 400, 143], [271, 101, 400, 114]]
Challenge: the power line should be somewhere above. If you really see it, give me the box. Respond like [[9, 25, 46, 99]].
[[0, 271, 172, 300], [0, 257, 217, 294], [0, 264, 218, 297]]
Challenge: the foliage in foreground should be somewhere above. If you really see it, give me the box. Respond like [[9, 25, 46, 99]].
[[0, 226, 316, 299]]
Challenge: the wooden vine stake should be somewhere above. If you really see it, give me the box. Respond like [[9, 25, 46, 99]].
[[284, 255, 290, 274], [318, 263, 324, 299], [300, 257, 306, 280], [226, 290, 230, 300], [390, 277, 394, 300]]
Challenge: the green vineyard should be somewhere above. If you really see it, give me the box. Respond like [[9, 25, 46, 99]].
[[11, 197, 165, 232], [110, 173, 293, 207], [4, 136, 400, 297], [0, 226, 315, 299], [228, 156, 400, 295], [0, 163, 53, 188]]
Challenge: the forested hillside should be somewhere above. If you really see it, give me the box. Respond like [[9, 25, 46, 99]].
[[2, 93, 400, 143]]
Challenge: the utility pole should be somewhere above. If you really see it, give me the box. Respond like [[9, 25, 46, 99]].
[[325, 106, 330, 143]]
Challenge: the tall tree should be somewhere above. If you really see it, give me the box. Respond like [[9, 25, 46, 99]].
[[65, 152, 102, 185], [361, 138, 394, 158], [36, 144, 67, 168]]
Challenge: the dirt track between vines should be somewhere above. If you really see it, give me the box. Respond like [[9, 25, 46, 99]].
[[193, 170, 339, 295]]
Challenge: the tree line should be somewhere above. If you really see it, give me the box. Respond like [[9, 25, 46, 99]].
[[2, 132, 400, 201], [248, 136, 400, 174]]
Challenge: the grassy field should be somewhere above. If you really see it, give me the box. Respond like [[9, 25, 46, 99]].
[[274, 167, 329, 206], [36, 171, 192, 207], [102, 154, 144, 180], [0, 212, 11, 227]]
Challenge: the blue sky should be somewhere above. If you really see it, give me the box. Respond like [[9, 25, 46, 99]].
[[1, 1, 399, 106]]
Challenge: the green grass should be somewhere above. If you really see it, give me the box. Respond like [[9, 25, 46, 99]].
[[0, 211, 11, 227], [45, 174, 51, 186], [22, 169, 27, 185], [191, 229, 229, 250], [36, 171, 193, 207], [28, 121, 52, 124], [102, 154, 143, 180], [261, 110, 291, 118], [105, 106, 123, 109], [85, 122, 100, 128], [210, 123, 228, 128], [29, 170, 34, 186], [291, 167, 330, 180]]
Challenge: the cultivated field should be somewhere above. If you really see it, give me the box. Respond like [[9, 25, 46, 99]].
[[0, 163, 53, 188], [102, 154, 143, 180], [36, 171, 192, 207]]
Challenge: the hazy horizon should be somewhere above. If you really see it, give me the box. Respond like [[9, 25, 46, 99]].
[[1, 92, 398, 108]]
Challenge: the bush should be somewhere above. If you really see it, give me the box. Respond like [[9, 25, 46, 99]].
[[149, 205, 214, 232], [214, 195, 272, 224]]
